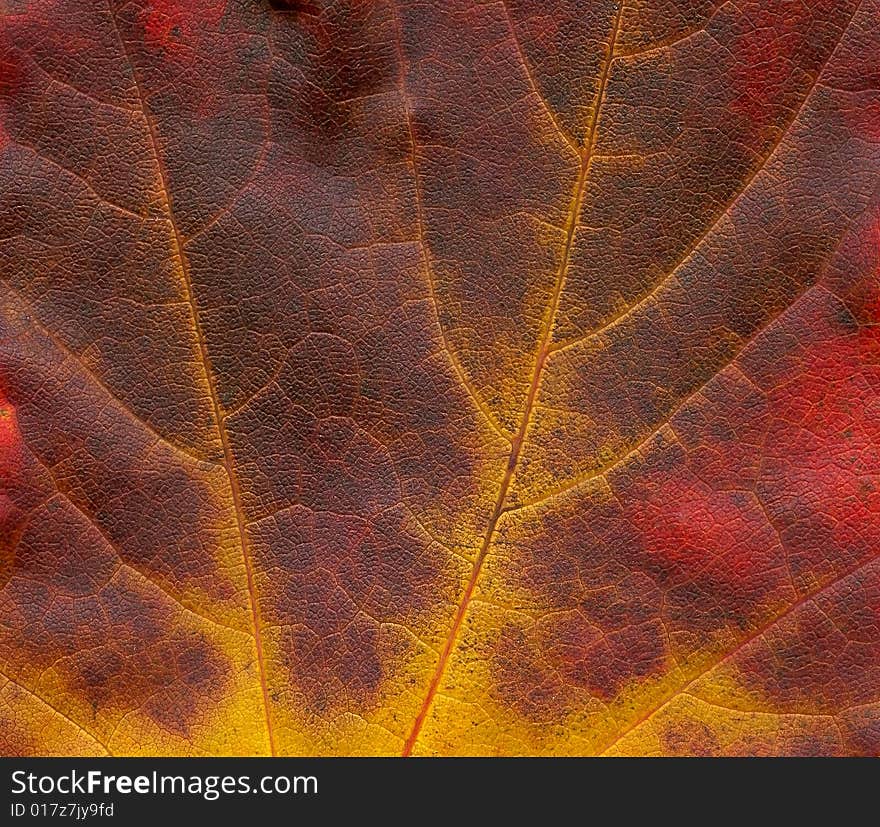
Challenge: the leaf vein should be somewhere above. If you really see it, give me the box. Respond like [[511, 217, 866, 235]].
[[550, 0, 863, 356], [598, 552, 880, 755], [0, 668, 113, 755], [398, 0, 628, 756], [106, 1, 276, 756]]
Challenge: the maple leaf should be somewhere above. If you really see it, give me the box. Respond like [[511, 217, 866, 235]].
[[1, 0, 878, 756]]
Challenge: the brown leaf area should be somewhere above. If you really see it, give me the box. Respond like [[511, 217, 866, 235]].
[[0, 0, 878, 756]]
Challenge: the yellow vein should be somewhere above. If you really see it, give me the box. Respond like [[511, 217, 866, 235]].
[[511, 223, 856, 516], [400, 1, 627, 756], [549, 0, 864, 358], [683, 694, 845, 720], [392, 7, 512, 443], [0, 668, 113, 755], [106, 3, 276, 756], [598, 551, 880, 755], [612, 0, 729, 59], [10, 137, 147, 222], [1, 287, 213, 467], [26, 485, 249, 636], [499, 0, 581, 155]]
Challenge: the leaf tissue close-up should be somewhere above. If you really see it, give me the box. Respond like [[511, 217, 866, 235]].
[[1, 0, 879, 759]]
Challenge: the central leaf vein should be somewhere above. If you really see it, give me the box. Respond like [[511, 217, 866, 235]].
[[399, 0, 628, 756]]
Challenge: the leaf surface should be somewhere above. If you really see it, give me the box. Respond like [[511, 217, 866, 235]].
[[1, 0, 879, 756]]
